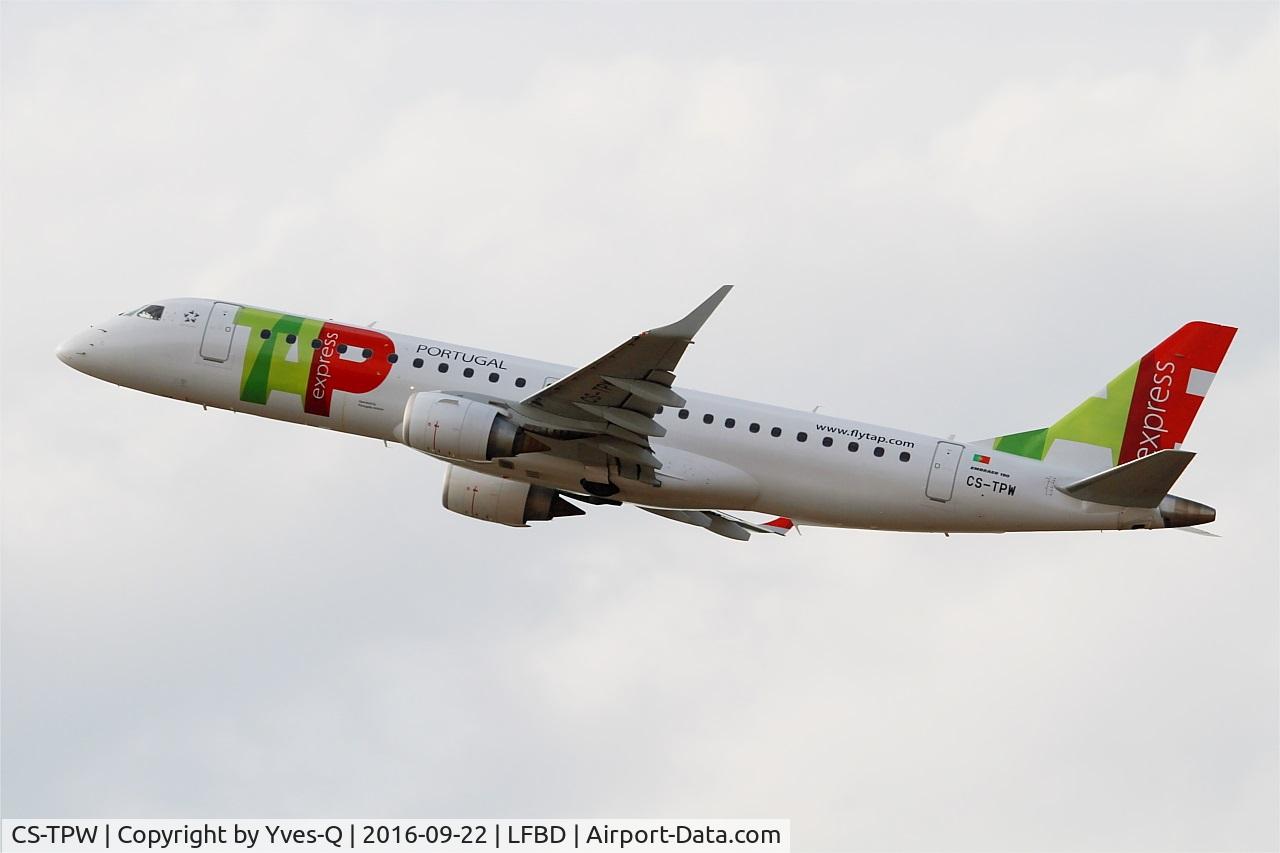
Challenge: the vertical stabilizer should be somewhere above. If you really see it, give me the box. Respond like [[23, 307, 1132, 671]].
[[985, 322, 1236, 472]]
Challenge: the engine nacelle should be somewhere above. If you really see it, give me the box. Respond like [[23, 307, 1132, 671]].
[[402, 391, 541, 461], [442, 466, 585, 527]]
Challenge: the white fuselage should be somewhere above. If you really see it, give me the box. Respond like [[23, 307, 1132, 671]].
[[57, 298, 1168, 533]]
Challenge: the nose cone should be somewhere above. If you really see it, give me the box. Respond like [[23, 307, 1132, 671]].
[[55, 327, 104, 374], [56, 334, 83, 367]]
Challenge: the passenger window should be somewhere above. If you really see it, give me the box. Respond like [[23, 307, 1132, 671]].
[[678, 409, 689, 419], [488, 372, 500, 383], [703, 413, 715, 425], [463, 367, 474, 378], [438, 363, 449, 373], [260, 329, 272, 339], [337, 343, 366, 362], [749, 423, 760, 433], [725, 418, 736, 429], [412, 357, 424, 368], [899, 451, 911, 462], [285, 333, 297, 344], [822, 437, 833, 447], [797, 432, 808, 443], [137, 305, 164, 321], [770, 427, 782, 437], [387, 353, 398, 363], [874, 446, 885, 457], [311, 339, 321, 349], [848, 442, 859, 452], [515, 377, 526, 388]]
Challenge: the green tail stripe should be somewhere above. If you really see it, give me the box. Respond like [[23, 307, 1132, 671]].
[[994, 361, 1139, 466], [993, 428, 1048, 460]]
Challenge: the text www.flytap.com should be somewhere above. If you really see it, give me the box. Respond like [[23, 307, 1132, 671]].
[[814, 423, 916, 448]]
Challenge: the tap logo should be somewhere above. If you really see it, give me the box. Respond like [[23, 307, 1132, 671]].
[[1120, 359, 1178, 460], [235, 307, 394, 417]]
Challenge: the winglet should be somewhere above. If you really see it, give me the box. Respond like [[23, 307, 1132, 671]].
[[640, 506, 794, 541], [762, 517, 795, 535], [647, 285, 733, 340]]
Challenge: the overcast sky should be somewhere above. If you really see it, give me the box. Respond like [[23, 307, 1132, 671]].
[[2, 3, 1277, 850]]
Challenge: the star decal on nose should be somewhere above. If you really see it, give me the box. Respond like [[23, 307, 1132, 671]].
[[184, 310, 200, 323]]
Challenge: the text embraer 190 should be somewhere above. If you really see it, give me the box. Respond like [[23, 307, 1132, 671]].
[[57, 288, 1235, 540]]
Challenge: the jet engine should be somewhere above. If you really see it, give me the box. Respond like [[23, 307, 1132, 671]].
[[442, 466, 585, 527], [402, 391, 544, 461]]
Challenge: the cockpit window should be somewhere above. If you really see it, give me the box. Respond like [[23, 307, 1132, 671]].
[[136, 305, 165, 320]]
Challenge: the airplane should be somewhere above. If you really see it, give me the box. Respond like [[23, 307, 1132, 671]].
[[55, 288, 1235, 541]]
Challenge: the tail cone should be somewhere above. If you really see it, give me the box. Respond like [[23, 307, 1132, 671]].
[[1160, 494, 1216, 528]]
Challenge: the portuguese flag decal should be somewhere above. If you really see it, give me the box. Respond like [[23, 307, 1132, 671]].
[[973, 454, 991, 464]]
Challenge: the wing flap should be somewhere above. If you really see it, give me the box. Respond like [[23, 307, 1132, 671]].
[[603, 376, 687, 408], [593, 439, 663, 469], [573, 403, 667, 437]]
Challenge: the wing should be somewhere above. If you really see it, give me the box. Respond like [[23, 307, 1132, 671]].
[[640, 507, 795, 541], [509, 285, 732, 485]]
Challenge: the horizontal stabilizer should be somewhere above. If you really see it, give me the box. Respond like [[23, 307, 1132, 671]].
[[1058, 449, 1195, 508]]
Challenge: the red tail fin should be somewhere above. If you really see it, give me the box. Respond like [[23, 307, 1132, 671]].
[[1117, 322, 1236, 464]]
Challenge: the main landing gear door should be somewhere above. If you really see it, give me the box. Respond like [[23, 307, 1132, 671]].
[[200, 302, 240, 362], [926, 441, 965, 502]]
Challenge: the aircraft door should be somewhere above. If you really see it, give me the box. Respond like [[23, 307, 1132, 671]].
[[200, 302, 239, 362], [926, 441, 964, 502]]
